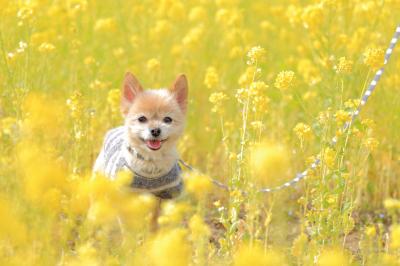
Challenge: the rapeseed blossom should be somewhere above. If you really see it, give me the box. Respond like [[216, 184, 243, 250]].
[[364, 47, 385, 68], [274, 70, 296, 90], [335, 57, 353, 74], [250, 141, 290, 186]]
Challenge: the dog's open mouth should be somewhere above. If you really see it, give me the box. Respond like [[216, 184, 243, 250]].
[[144, 139, 167, 151]]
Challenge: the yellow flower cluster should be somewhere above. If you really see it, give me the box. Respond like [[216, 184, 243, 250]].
[[250, 141, 290, 186], [107, 89, 121, 117], [234, 243, 286, 266], [246, 46, 266, 65], [147, 58, 161, 72], [94, 17, 116, 32], [209, 92, 228, 114], [184, 172, 213, 200], [204, 67, 219, 89], [293, 122, 313, 140], [335, 57, 353, 74], [362, 137, 379, 151], [274, 70, 296, 90], [301, 4, 324, 30], [38, 42, 55, 53], [335, 110, 352, 125], [363, 47, 385, 69]]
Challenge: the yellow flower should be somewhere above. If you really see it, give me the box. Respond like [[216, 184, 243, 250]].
[[383, 198, 400, 210], [301, 4, 323, 30], [335, 57, 353, 74], [23, 93, 67, 139], [249, 81, 268, 96], [361, 118, 376, 130], [147, 58, 161, 72], [250, 141, 290, 186], [107, 88, 121, 117], [158, 201, 191, 226], [334, 110, 351, 125], [215, 8, 243, 27], [17, 6, 34, 21], [238, 66, 258, 87], [149, 229, 191, 266], [150, 20, 172, 40], [87, 199, 117, 225], [94, 17, 116, 32], [274, 70, 296, 90], [291, 233, 308, 257], [379, 254, 400, 266], [30, 31, 55, 46], [84, 56, 96, 65], [66, 90, 83, 120], [390, 225, 400, 250], [363, 47, 385, 69], [302, 90, 317, 101], [246, 46, 266, 65], [297, 59, 322, 85], [365, 226, 376, 237], [234, 243, 286, 266], [0, 199, 27, 245], [293, 122, 312, 140], [317, 247, 351, 266], [185, 172, 213, 200], [89, 79, 110, 90], [166, 1, 185, 21], [1, 117, 17, 135], [344, 99, 360, 110], [38, 42, 55, 53], [189, 214, 211, 240], [17, 141, 68, 212], [363, 137, 379, 151], [182, 25, 204, 47], [209, 92, 228, 113], [189, 6, 207, 22], [113, 47, 125, 58], [322, 147, 335, 169], [230, 46, 243, 59], [251, 121, 264, 131], [73, 242, 99, 265], [204, 67, 219, 89], [118, 194, 157, 230]]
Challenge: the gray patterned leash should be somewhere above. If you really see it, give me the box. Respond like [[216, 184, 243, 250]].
[[181, 24, 400, 194]]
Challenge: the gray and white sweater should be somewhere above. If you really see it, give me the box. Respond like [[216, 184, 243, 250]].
[[94, 126, 183, 199]]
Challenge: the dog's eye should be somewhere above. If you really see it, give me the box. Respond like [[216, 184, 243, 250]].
[[138, 116, 147, 123], [163, 117, 173, 123]]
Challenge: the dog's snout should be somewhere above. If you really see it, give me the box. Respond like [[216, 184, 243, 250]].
[[150, 128, 161, 137]]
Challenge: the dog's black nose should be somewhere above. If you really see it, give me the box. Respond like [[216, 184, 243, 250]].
[[151, 128, 161, 137]]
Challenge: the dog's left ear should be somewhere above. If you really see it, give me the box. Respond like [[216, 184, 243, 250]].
[[170, 74, 188, 113], [121, 72, 143, 116]]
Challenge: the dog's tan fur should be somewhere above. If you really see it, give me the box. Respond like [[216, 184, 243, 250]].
[[120, 73, 188, 179]]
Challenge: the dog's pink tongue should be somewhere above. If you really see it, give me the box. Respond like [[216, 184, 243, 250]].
[[146, 139, 161, 150]]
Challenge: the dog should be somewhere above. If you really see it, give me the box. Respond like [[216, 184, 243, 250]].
[[93, 72, 188, 200]]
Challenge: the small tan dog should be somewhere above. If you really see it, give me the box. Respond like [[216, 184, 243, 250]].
[[93, 72, 188, 199]]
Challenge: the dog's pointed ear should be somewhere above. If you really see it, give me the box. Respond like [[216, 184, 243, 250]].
[[121, 72, 143, 116], [170, 74, 188, 113]]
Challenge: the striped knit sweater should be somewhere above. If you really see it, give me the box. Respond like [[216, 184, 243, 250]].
[[95, 126, 183, 199]]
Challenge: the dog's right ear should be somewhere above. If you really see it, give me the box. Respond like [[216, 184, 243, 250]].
[[121, 72, 143, 116]]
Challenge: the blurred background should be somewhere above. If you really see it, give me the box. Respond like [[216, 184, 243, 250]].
[[0, 0, 400, 265]]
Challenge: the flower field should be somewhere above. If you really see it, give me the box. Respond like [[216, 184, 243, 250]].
[[1, 0, 400, 265]]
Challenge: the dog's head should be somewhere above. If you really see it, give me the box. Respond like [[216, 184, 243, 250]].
[[121, 72, 188, 152]]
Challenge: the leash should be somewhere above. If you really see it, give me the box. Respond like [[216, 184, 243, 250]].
[[180, 24, 400, 194], [179, 159, 230, 190]]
